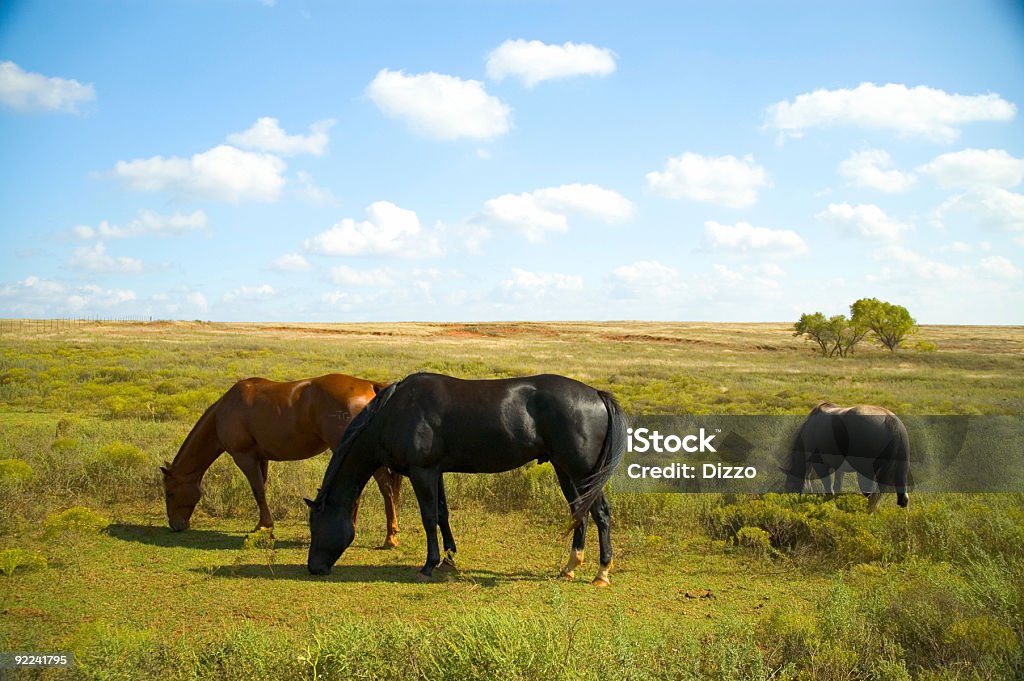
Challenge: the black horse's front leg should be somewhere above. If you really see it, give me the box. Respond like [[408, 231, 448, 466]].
[[408, 466, 441, 580]]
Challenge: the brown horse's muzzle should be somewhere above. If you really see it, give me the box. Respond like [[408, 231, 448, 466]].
[[168, 516, 189, 532]]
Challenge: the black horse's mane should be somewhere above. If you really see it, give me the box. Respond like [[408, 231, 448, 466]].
[[313, 378, 404, 507]]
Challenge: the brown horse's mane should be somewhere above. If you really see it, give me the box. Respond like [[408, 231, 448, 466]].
[[167, 393, 225, 476], [313, 378, 403, 507]]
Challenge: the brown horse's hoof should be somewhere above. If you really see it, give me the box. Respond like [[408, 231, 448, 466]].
[[591, 577, 611, 587], [414, 572, 433, 583], [251, 525, 274, 535], [380, 535, 399, 550], [559, 570, 576, 581]]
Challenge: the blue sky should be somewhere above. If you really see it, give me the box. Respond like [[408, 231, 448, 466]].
[[1, 1, 1022, 323]]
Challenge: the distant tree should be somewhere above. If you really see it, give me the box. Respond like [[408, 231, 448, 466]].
[[793, 312, 831, 356], [826, 314, 868, 358], [793, 312, 867, 357], [850, 298, 916, 352]]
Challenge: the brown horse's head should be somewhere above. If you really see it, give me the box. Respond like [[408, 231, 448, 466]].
[[161, 462, 201, 531]]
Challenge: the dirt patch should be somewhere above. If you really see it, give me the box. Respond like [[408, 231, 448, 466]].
[[602, 334, 721, 346], [435, 324, 561, 339]]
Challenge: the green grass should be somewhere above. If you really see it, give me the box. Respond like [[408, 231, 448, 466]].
[[0, 320, 1022, 679]]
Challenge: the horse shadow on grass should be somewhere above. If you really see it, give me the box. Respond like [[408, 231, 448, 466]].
[[188, 562, 542, 586], [106, 523, 305, 551]]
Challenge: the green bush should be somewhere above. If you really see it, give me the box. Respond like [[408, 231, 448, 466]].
[[44, 506, 110, 537], [0, 458, 34, 485], [0, 548, 48, 576]]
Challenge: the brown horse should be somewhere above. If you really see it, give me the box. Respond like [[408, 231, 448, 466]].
[[161, 373, 403, 547]]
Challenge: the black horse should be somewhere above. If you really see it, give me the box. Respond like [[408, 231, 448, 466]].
[[305, 372, 627, 585], [785, 402, 911, 511]]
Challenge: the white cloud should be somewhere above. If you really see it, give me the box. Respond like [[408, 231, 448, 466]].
[[0, 276, 137, 315], [935, 187, 1024, 232], [702, 221, 809, 257], [70, 242, 143, 273], [485, 39, 616, 87], [270, 253, 311, 272], [837, 149, 917, 192], [367, 69, 511, 141], [73, 210, 208, 239], [294, 171, 336, 204], [222, 284, 275, 303], [979, 255, 1022, 280], [321, 291, 365, 310], [871, 246, 963, 282], [482, 183, 635, 242], [67, 285, 137, 310], [498, 268, 583, 300], [111, 144, 286, 202], [917, 148, 1024, 189], [330, 265, 398, 287], [304, 201, 442, 258], [227, 117, 334, 156], [611, 260, 684, 298], [187, 292, 208, 311], [816, 202, 910, 241], [646, 153, 768, 208], [0, 60, 95, 113], [765, 82, 1016, 143]]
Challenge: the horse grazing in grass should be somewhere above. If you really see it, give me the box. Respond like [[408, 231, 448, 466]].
[[161, 374, 403, 548], [785, 402, 910, 511], [305, 372, 627, 586]]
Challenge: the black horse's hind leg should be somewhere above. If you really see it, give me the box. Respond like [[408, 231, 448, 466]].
[[436, 475, 458, 570], [589, 493, 613, 587], [407, 466, 442, 579], [554, 468, 588, 580]]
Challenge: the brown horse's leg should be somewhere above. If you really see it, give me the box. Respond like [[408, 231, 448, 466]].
[[373, 467, 401, 549], [231, 452, 274, 531]]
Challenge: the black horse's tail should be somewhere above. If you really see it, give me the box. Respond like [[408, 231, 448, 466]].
[[313, 379, 402, 507], [571, 390, 628, 527]]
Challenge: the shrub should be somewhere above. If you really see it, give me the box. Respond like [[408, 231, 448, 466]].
[[0, 458, 34, 485], [0, 548, 48, 576], [735, 525, 775, 558], [44, 506, 110, 537]]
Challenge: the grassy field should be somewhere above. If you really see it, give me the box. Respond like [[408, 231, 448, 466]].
[[0, 321, 1022, 680]]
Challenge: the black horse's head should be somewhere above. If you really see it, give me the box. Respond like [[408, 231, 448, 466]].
[[305, 496, 354, 575]]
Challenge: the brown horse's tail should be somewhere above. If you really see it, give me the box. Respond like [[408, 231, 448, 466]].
[[570, 391, 627, 528]]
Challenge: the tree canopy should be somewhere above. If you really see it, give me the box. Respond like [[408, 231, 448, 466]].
[[850, 298, 916, 352]]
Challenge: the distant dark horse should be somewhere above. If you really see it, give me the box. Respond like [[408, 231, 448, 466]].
[[785, 402, 910, 511], [305, 373, 627, 586], [161, 374, 403, 548]]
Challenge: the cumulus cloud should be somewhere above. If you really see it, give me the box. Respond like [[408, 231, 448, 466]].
[[646, 153, 768, 208], [330, 265, 398, 287], [611, 260, 684, 298], [816, 202, 910, 241], [222, 284, 275, 303], [0, 277, 137, 315], [111, 145, 286, 202], [935, 187, 1024, 232], [367, 69, 511, 141], [227, 117, 334, 156], [979, 255, 1022, 280], [837, 149, 917, 193], [69, 243, 143, 274], [269, 253, 311, 272], [702, 221, 809, 257], [481, 183, 635, 241], [72, 210, 208, 239], [870, 246, 964, 282], [0, 60, 95, 113], [917, 148, 1024, 189], [765, 83, 1016, 143], [498, 268, 583, 300], [485, 39, 616, 87], [304, 201, 442, 258]]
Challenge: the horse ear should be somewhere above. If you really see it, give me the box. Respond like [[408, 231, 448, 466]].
[[303, 497, 316, 508]]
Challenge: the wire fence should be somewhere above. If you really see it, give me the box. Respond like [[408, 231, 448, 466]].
[[0, 317, 156, 336]]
